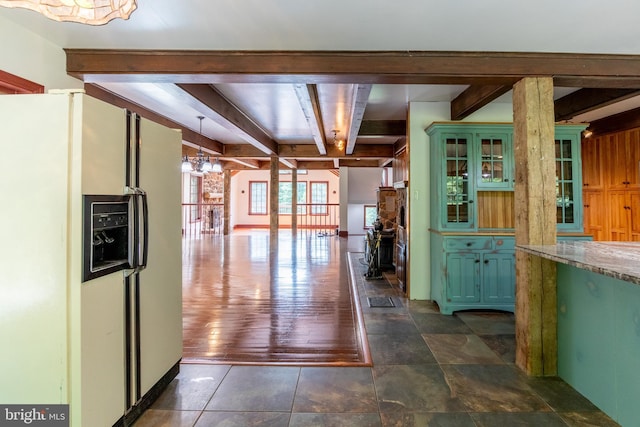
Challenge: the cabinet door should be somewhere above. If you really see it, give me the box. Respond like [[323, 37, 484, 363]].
[[608, 190, 629, 240], [583, 190, 607, 241], [581, 136, 603, 190], [445, 253, 480, 303], [555, 135, 582, 231], [629, 191, 640, 241], [606, 133, 630, 189], [482, 252, 515, 304], [443, 134, 475, 228], [476, 132, 512, 190], [627, 129, 640, 188]]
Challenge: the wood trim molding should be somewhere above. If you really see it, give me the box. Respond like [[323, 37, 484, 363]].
[[0, 70, 44, 94]]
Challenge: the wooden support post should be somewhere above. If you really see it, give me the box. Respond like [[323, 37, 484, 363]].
[[269, 155, 279, 245], [223, 169, 230, 235], [513, 77, 558, 376], [291, 169, 298, 235]]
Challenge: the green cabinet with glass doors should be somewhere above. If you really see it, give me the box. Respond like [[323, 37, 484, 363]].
[[426, 122, 588, 315]]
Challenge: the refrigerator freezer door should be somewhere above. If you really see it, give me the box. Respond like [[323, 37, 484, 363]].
[[136, 117, 183, 396], [79, 94, 127, 195]]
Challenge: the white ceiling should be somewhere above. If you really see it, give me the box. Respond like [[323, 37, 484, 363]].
[[2, 0, 640, 163], [2, 0, 640, 54]]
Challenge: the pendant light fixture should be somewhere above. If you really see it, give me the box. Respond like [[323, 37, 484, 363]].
[[0, 0, 137, 25], [181, 116, 213, 174]]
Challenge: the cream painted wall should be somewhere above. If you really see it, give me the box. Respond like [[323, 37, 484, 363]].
[[0, 14, 81, 90], [346, 167, 383, 236], [230, 169, 340, 228], [407, 101, 514, 300]]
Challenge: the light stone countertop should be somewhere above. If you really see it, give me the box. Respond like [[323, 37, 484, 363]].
[[516, 241, 640, 286]]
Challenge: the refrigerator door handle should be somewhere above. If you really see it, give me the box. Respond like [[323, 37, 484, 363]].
[[139, 190, 149, 270], [126, 187, 148, 271]]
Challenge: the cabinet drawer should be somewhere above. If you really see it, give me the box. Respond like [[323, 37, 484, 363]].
[[493, 237, 514, 250], [444, 237, 492, 251]]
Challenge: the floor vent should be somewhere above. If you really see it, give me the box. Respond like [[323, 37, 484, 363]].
[[367, 297, 395, 308]]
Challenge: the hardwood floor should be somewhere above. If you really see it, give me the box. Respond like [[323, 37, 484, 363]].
[[181, 230, 371, 366]]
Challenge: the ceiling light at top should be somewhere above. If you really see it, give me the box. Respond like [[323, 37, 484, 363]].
[[0, 0, 137, 25], [332, 130, 345, 151]]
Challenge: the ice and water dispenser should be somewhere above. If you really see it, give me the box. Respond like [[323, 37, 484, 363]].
[[82, 195, 131, 282]]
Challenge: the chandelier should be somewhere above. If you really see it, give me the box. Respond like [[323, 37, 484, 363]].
[[0, 0, 137, 25], [181, 116, 222, 174]]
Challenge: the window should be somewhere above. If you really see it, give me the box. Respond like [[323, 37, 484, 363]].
[[189, 175, 201, 220], [249, 181, 268, 215], [278, 181, 307, 214], [364, 205, 377, 228], [310, 181, 328, 215]]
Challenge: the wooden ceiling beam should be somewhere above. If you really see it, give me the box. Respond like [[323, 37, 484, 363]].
[[171, 83, 279, 155], [66, 50, 640, 87], [587, 106, 640, 136], [297, 160, 336, 170], [278, 143, 394, 158], [451, 84, 514, 120], [294, 83, 327, 155], [339, 159, 381, 167], [554, 88, 640, 121], [345, 84, 372, 155], [359, 120, 406, 136]]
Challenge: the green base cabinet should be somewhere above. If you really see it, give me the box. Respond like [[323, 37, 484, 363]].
[[431, 234, 515, 315]]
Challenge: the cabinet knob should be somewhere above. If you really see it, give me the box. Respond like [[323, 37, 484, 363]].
[[466, 242, 472, 247], [469, 200, 474, 204], [484, 260, 489, 264], [475, 259, 480, 263]]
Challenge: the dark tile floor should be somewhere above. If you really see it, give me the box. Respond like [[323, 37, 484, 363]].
[[134, 240, 619, 427]]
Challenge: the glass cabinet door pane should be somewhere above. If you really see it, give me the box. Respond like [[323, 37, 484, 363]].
[[555, 139, 575, 225], [480, 137, 505, 183], [445, 137, 471, 224]]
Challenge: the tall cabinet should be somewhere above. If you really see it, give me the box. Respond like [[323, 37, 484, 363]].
[[582, 128, 640, 241], [428, 123, 588, 315]]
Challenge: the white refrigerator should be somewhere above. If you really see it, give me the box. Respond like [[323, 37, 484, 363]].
[[0, 90, 183, 427]]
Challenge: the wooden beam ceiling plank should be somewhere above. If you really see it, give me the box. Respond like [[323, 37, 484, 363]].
[[280, 158, 297, 169], [174, 83, 279, 155], [294, 83, 327, 155], [359, 120, 407, 136], [554, 88, 640, 121], [346, 84, 372, 155], [451, 84, 514, 120], [85, 83, 224, 153]]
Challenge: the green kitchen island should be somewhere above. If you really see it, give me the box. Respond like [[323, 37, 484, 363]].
[[517, 241, 640, 427]]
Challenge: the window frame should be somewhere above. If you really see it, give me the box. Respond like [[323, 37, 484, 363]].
[[309, 181, 329, 215], [249, 181, 268, 215], [364, 205, 377, 228], [278, 181, 308, 215]]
